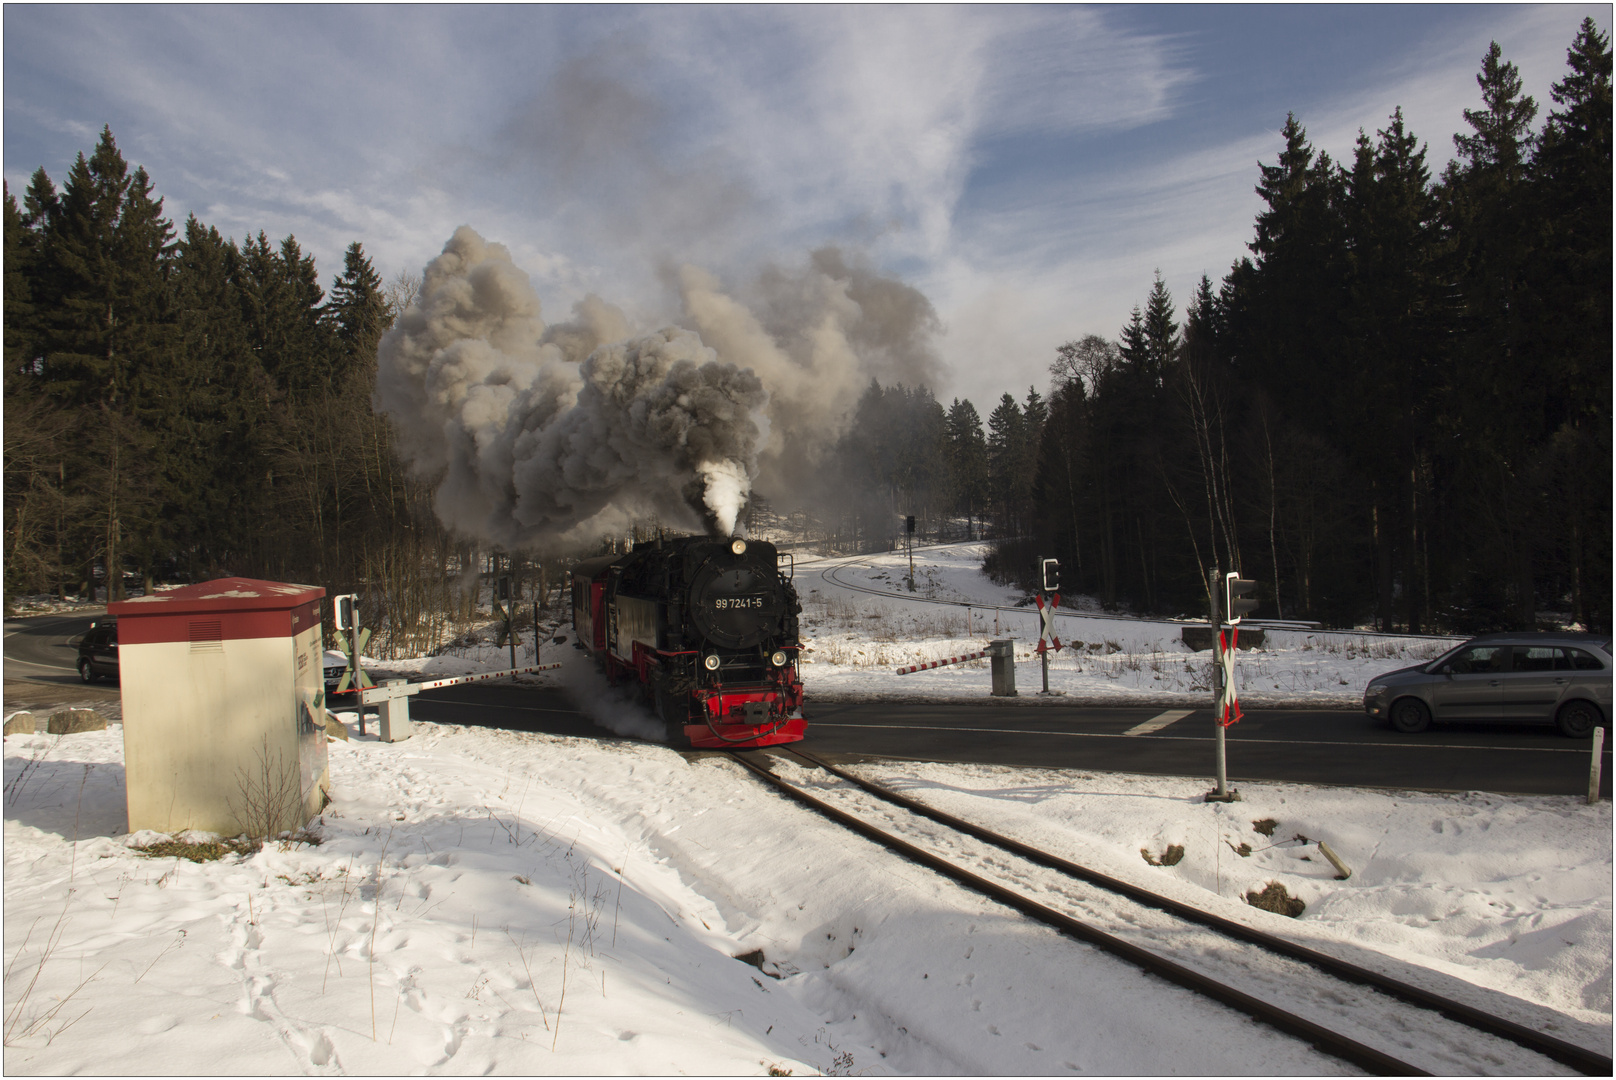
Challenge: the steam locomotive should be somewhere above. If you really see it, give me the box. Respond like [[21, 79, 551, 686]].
[[571, 534, 806, 749]]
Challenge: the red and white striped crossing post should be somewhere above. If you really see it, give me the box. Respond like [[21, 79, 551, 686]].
[[1207, 564, 1242, 803], [1035, 591, 1063, 694], [1036, 559, 1063, 696]]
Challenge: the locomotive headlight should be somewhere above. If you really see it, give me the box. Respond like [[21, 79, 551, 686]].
[[770, 650, 788, 667], [730, 538, 747, 555], [704, 654, 721, 671]]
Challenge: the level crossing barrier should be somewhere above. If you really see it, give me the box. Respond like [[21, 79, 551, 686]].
[[329, 662, 562, 741]]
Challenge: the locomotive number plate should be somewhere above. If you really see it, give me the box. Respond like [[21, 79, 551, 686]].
[[712, 596, 767, 610]]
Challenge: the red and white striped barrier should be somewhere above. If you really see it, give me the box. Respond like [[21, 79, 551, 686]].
[[333, 662, 563, 702], [896, 649, 990, 675], [897, 646, 1047, 674], [408, 662, 563, 694]]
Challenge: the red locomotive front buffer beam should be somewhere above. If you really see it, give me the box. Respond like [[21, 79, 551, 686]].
[[683, 672, 806, 748]]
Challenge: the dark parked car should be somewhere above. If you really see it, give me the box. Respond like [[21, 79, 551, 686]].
[[77, 620, 118, 683], [1365, 632, 1613, 737]]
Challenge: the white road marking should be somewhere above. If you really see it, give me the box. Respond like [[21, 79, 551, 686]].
[[1124, 709, 1194, 736], [1124, 708, 1202, 734]]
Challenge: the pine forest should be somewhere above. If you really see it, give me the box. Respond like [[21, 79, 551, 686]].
[[4, 22, 1610, 636]]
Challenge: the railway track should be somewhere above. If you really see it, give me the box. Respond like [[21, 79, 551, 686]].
[[726, 746, 1609, 1076]]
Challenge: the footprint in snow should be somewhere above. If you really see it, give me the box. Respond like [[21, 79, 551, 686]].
[[308, 1031, 336, 1068]]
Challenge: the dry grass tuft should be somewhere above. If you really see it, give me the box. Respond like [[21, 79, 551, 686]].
[[1140, 844, 1185, 867], [133, 837, 257, 862], [1245, 880, 1306, 917]]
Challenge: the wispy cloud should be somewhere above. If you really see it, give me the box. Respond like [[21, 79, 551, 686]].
[[3, 3, 1607, 416]]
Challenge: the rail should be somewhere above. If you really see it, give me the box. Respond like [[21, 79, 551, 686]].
[[724, 746, 1610, 1076]]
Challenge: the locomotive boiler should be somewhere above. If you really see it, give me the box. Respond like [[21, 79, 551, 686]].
[[571, 534, 806, 749]]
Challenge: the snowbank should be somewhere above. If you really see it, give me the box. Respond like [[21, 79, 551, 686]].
[[5, 718, 1608, 1074]]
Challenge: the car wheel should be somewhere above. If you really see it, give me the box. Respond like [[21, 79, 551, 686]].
[[1389, 697, 1430, 734], [1555, 699, 1601, 739], [78, 659, 95, 684]]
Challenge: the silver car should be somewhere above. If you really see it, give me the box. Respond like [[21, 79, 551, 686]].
[[1365, 633, 1612, 737]]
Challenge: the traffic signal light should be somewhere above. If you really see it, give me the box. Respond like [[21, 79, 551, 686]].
[[905, 515, 916, 535], [1224, 572, 1258, 624], [334, 593, 358, 631], [1041, 558, 1060, 592]]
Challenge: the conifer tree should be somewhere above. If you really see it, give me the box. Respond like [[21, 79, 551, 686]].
[[1340, 108, 1442, 630], [1441, 43, 1544, 629], [26, 128, 177, 598], [4, 183, 36, 376], [945, 398, 989, 538], [1117, 306, 1148, 370], [986, 393, 1025, 535], [170, 216, 272, 577], [1528, 18, 1612, 631], [1140, 273, 1178, 380], [328, 241, 389, 377]]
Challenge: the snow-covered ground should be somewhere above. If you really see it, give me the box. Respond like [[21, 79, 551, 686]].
[[4, 542, 1610, 1073], [791, 543, 1463, 707]]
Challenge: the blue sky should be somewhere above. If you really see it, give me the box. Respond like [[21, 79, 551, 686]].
[[4, 3, 1607, 411]]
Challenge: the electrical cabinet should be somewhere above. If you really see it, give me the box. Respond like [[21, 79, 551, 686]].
[[108, 578, 329, 836]]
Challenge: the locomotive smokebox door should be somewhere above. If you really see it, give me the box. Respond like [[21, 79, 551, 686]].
[[690, 561, 781, 650]]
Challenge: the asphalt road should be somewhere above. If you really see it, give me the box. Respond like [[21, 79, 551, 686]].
[[3, 612, 125, 711], [6, 614, 1610, 798], [3, 613, 100, 682]]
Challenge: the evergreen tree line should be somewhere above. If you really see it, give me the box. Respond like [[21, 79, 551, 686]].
[[4, 24, 1607, 640], [1020, 24, 1610, 632], [3, 126, 450, 641], [817, 380, 1047, 551]]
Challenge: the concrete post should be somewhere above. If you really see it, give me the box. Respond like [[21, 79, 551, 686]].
[[1589, 726, 1606, 806], [990, 639, 1017, 697], [1318, 840, 1352, 879], [377, 680, 414, 743]]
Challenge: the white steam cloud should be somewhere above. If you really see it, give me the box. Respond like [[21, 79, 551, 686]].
[[374, 225, 940, 549]]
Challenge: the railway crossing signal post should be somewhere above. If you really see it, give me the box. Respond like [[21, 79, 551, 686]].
[[331, 593, 375, 735], [492, 575, 520, 677], [1206, 567, 1234, 803], [905, 515, 916, 592], [1037, 558, 1063, 695], [1206, 569, 1257, 803]]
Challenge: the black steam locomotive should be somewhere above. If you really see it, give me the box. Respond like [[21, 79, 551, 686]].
[[571, 534, 805, 748]]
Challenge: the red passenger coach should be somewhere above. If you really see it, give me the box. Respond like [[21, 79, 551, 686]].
[[571, 535, 806, 749]]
